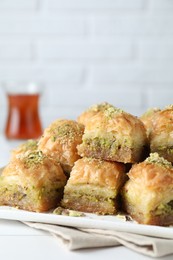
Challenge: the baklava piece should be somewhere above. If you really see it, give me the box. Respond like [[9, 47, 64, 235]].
[[77, 105, 148, 163], [0, 151, 67, 212], [122, 153, 173, 226], [61, 157, 126, 215], [38, 119, 84, 174], [148, 105, 173, 162], [77, 102, 112, 126]]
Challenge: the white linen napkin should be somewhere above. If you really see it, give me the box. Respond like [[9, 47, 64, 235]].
[[23, 221, 173, 258]]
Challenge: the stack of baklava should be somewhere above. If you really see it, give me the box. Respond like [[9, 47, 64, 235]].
[[122, 105, 173, 226], [61, 103, 173, 225], [1, 102, 173, 226], [61, 102, 148, 215], [0, 120, 84, 212]]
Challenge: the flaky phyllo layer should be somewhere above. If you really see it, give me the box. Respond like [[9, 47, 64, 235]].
[[61, 184, 118, 215], [78, 133, 140, 163], [0, 178, 65, 212]]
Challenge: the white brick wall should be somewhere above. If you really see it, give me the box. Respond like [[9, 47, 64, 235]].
[[0, 0, 39, 10], [0, 42, 32, 60], [0, 0, 173, 133], [37, 41, 134, 60], [0, 16, 86, 35], [149, 0, 173, 9], [93, 15, 173, 35], [46, 0, 146, 10]]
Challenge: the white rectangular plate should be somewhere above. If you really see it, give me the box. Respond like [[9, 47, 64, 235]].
[[0, 168, 173, 239], [0, 206, 173, 239]]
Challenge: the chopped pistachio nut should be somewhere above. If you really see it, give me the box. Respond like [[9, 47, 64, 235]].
[[51, 136, 56, 142], [156, 145, 167, 151], [53, 206, 85, 217], [22, 150, 46, 168], [49, 122, 83, 142], [104, 106, 124, 119], [26, 139, 38, 148], [155, 201, 173, 216], [158, 146, 173, 154], [145, 153, 172, 169], [87, 102, 112, 112], [168, 148, 173, 154], [83, 136, 132, 151], [68, 211, 85, 217]]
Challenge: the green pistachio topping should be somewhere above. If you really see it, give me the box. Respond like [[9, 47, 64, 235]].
[[155, 201, 173, 215], [168, 148, 173, 154], [145, 153, 172, 169], [88, 102, 112, 112], [21, 150, 46, 168], [51, 136, 56, 142], [49, 121, 83, 142], [83, 135, 132, 153], [85, 102, 124, 119], [25, 139, 38, 148], [104, 106, 124, 119], [53, 206, 85, 217]]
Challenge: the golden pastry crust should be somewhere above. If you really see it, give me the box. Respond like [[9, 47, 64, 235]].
[[77, 105, 148, 163], [67, 157, 125, 188], [122, 153, 173, 226], [38, 119, 84, 173], [61, 157, 126, 215], [77, 102, 112, 126], [0, 151, 67, 212], [140, 108, 160, 137], [149, 105, 173, 162]]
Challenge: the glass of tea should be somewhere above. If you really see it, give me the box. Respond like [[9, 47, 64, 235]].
[[4, 83, 43, 140]]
